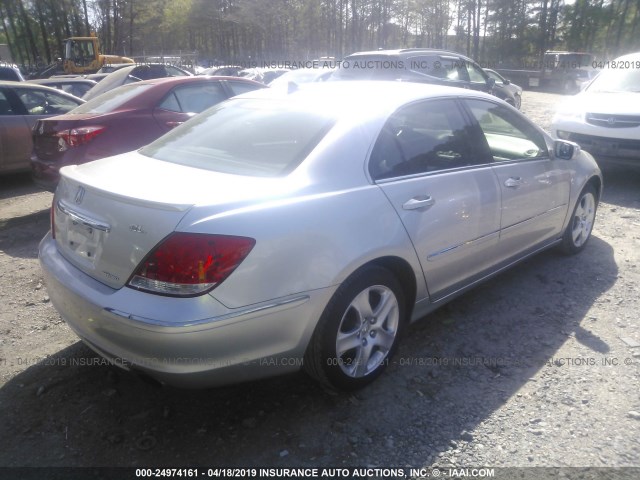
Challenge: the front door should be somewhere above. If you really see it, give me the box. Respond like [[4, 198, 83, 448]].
[[462, 98, 571, 260]]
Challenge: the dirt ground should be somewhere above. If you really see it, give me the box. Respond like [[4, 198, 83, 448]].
[[1, 91, 639, 477]]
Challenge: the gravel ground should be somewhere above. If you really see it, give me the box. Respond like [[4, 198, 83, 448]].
[[0, 91, 639, 478]]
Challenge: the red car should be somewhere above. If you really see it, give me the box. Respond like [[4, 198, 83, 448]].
[[31, 76, 265, 190]]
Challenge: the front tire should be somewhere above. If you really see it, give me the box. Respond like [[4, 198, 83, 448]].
[[513, 94, 522, 110], [562, 78, 578, 95], [304, 265, 406, 391], [561, 184, 598, 254]]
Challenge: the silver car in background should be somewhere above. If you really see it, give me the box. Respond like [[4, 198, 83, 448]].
[[39, 82, 602, 390]]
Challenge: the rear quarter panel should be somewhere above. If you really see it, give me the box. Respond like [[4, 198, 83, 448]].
[[180, 184, 425, 309]]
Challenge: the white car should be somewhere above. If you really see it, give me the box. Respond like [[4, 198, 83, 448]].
[[551, 51, 640, 167]]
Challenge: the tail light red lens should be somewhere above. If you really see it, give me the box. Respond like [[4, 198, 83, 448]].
[[128, 233, 255, 296], [55, 126, 106, 151]]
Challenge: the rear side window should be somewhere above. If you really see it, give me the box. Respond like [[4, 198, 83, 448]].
[[133, 65, 166, 80], [369, 99, 482, 180], [165, 65, 190, 77], [14, 88, 80, 115], [0, 67, 23, 81], [72, 83, 152, 114], [158, 83, 227, 113], [0, 90, 14, 115], [227, 81, 263, 96], [60, 83, 93, 98], [407, 55, 447, 79], [140, 98, 335, 177], [332, 55, 406, 80]]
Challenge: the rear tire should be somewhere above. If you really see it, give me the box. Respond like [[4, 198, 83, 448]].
[[304, 265, 406, 391], [560, 184, 598, 255]]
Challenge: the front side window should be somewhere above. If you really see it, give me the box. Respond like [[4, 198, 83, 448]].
[[467, 62, 488, 84], [464, 99, 548, 161], [369, 99, 482, 180], [485, 70, 503, 83]]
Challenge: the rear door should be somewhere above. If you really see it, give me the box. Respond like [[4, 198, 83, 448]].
[[0, 88, 26, 172], [370, 98, 501, 300], [8, 86, 82, 168], [461, 98, 571, 260]]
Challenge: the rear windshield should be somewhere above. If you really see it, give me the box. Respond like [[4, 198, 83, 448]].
[[140, 98, 336, 177], [71, 83, 152, 114]]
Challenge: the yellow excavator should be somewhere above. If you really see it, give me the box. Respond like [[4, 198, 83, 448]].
[[62, 33, 134, 74]]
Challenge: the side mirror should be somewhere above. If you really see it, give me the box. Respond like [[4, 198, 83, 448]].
[[554, 140, 580, 160], [503, 79, 511, 85]]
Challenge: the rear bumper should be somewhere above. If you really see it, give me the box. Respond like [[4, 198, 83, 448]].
[[39, 233, 336, 388]]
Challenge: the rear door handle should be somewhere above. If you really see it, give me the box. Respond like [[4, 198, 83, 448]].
[[504, 177, 524, 188], [402, 195, 435, 210]]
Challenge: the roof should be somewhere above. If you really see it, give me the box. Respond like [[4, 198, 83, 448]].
[[345, 48, 472, 59], [235, 80, 496, 119], [28, 78, 97, 85]]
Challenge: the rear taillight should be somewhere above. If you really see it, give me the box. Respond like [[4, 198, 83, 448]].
[[55, 126, 106, 151], [128, 233, 255, 297]]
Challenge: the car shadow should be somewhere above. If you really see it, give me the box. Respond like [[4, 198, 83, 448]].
[[0, 210, 49, 259], [0, 236, 617, 468], [598, 164, 640, 209]]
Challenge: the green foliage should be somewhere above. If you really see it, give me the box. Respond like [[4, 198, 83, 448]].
[[5, 0, 640, 72]]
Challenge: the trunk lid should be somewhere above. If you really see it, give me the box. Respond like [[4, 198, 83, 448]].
[[53, 151, 290, 289], [33, 113, 111, 161]]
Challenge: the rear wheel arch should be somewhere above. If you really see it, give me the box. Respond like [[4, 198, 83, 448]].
[[368, 256, 417, 317], [303, 258, 416, 390]]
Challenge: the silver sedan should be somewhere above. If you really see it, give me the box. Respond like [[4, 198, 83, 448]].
[[39, 82, 602, 390]]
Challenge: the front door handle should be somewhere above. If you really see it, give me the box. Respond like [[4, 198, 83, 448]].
[[504, 177, 524, 188], [403, 195, 435, 210]]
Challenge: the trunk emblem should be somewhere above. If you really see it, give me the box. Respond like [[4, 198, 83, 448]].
[[38, 123, 44, 134], [129, 224, 147, 234], [74, 186, 85, 204]]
